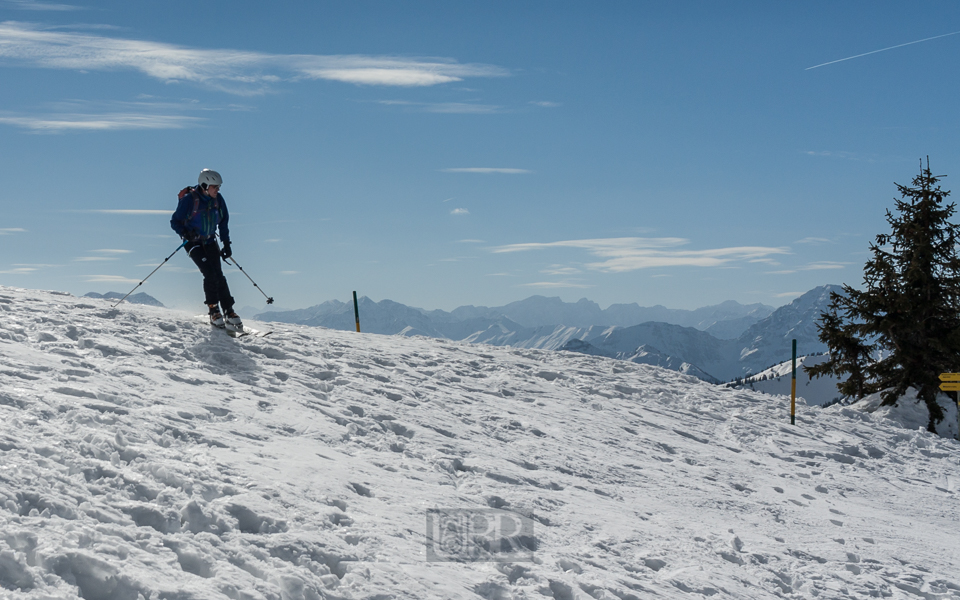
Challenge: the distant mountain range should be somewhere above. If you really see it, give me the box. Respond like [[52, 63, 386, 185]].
[[84, 292, 164, 307], [561, 285, 840, 382], [254, 295, 774, 342], [254, 286, 841, 382]]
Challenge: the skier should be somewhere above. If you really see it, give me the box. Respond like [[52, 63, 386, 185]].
[[170, 169, 243, 332]]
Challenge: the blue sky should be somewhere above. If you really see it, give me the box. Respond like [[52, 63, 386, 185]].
[[1, 1, 959, 312]]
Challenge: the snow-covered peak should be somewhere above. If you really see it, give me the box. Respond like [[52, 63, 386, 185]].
[[0, 286, 958, 599]]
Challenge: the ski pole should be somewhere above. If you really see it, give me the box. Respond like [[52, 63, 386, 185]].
[[224, 256, 274, 304], [112, 240, 187, 308]]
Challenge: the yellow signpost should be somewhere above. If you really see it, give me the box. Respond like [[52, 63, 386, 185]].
[[940, 373, 960, 391], [940, 374, 960, 440]]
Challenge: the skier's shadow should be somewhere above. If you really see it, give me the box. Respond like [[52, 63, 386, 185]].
[[190, 331, 261, 383]]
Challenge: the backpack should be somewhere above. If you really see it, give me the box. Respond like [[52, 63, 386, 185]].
[[178, 186, 219, 220]]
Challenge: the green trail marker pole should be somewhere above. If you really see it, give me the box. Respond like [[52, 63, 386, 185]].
[[791, 339, 797, 426], [353, 291, 361, 333]]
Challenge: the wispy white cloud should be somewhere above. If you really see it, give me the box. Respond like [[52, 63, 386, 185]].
[[85, 274, 139, 284], [0, 228, 26, 234], [767, 261, 849, 275], [0, 97, 253, 133], [0, 113, 203, 133], [86, 210, 171, 215], [317, 69, 457, 87], [804, 150, 843, 157], [0, 267, 37, 274], [450, 208, 469, 215], [802, 150, 874, 162], [55, 97, 250, 112], [47, 24, 122, 30], [0, 21, 508, 94], [541, 265, 581, 276], [378, 100, 503, 114], [802, 261, 848, 270], [425, 102, 502, 114], [74, 256, 118, 262], [3, 0, 83, 11], [92, 249, 132, 254], [520, 281, 593, 289], [135, 264, 188, 271], [795, 237, 832, 244], [492, 237, 790, 273], [530, 101, 561, 108], [441, 168, 531, 174], [458, 239, 485, 243]]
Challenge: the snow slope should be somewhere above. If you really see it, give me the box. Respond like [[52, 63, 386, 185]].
[[726, 355, 846, 407], [1, 286, 959, 600]]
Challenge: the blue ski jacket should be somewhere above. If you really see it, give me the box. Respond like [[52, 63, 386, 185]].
[[170, 188, 230, 244]]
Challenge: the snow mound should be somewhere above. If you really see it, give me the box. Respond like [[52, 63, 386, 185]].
[[0, 286, 959, 599], [833, 388, 960, 439]]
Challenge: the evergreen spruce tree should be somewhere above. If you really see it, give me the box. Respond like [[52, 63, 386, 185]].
[[806, 160, 960, 432], [805, 304, 872, 399]]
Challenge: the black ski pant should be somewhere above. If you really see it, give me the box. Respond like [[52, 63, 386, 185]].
[[187, 239, 234, 313]]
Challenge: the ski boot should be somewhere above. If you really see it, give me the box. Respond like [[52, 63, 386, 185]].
[[208, 304, 225, 328], [224, 310, 243, 333]]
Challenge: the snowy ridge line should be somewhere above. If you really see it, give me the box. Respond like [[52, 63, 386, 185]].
[[724, 354, 847, 407], [254, 285, 840, 386], [0, 286, 958, 599]]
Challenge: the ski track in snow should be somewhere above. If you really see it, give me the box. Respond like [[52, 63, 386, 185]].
[[0, 287, 958, 599]]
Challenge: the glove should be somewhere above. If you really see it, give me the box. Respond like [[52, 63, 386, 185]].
[[220, 241, 232, 260], [183, 231, 200, 243]]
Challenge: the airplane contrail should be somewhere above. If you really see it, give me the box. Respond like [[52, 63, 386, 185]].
[[806, 30, 960, 70]]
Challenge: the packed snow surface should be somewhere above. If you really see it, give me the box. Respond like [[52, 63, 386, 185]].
[[0, 286, 958, 599]]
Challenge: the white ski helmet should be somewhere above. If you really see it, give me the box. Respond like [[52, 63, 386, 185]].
[[198, 169, 223, 189]]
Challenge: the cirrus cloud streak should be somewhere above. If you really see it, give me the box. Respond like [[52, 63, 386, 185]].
[[492, 237, 790, 273], [441, 168, 531, 174], [520, 281, 592, 289], [0, 113, 202, 132], [0, 21, 509, 94]]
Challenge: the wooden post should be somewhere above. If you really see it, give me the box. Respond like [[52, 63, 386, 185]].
[[353, 291, 361, 333], [791, 339, 797, 425]]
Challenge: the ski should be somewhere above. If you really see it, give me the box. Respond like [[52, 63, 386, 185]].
[[225, 327, 272, 339], [196, 315, 272, 338]]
